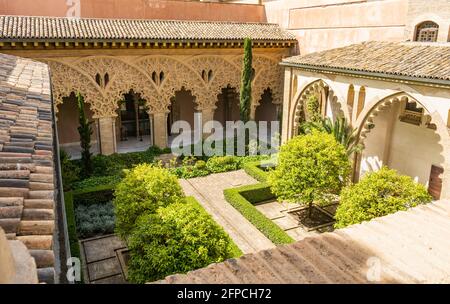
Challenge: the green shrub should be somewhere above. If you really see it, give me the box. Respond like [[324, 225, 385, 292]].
[[206, 156, 240, 173], [72, 175, 122, 190], [195, 160, 207, 170], [87, 146, 168, 177], [64, 191, 83, 283], [243, 161, 270, 182], [335, 167, 432, 228], [60, 150, 80, 191], [127, 198, 235, 283], [75, 202, 115, 238], [224, 184, 294, 245], [73, 184, 115, 206], [268, 131, 351, 216], [113, 164, 184, 238]]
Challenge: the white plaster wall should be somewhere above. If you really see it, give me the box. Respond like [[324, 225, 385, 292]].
[[388, 119, 444, 185], [359, 108, 393, 176]]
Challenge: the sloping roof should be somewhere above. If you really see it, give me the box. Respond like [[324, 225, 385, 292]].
[[156, 200, 450, 284], [0, 53, 56, 283], [0, 15, 296, 42], [281, 41, 450, 83]]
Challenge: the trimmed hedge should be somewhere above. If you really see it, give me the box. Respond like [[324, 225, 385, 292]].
[[72, 184, 115, 206], [63, 191, 83, 283], [72, 175, 122, 190], [223, 183, 294, 245], [243, 161, 269, 183]]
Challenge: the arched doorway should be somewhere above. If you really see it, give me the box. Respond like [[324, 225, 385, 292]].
[[255, 88, 281, 144], [116, 90, 151, 153], [167, 87, 199, 145], [56, 92, 99, 159], [255, 88, 280, 123], [214, 86, 240, 140], [214, 86, 240, 125], [356, 94, 445, 199]]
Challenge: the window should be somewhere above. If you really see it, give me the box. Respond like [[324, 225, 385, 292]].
[[400, 101, 423, 125], [415, 21, 439, 42]]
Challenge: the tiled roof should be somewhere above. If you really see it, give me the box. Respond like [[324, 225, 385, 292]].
[[282, 41, 450, 82], [0, 53, 55, 283], [0, 15, 296, 42], [156, 200, 450, 284]]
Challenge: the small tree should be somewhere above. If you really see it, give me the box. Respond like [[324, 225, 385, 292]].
[[240, 37, 253, 123], [334, 167, 432, 228], [306, 95, 322, 123], [268, 131, 351, 217], [77, 93, 93, 177], [300, 116, 363, 156], [59, 149, 80, 191], [113, 164, 184, 239], [127, 200, 234, 283]]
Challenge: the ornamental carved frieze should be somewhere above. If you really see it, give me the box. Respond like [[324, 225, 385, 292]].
[[43, 53, 284, 118]]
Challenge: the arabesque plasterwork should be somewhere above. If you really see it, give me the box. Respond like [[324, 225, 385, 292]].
[[43, 53, 284, 118]]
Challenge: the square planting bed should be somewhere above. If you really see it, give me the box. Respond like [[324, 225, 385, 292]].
[[287, 205, 335, 231]]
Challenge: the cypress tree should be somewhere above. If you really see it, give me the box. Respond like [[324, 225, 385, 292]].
[[240, 38, 253, 123], [77, 93, 93, 177]]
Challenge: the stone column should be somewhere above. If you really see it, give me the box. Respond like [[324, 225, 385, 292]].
[[153, 111, 168, 148], [98, 117, 116, 155], [249, 105, 257, 121], [201, 107, 215, 139]]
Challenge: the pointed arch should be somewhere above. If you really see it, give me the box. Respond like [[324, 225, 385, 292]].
[[44, 60, 105, 117]]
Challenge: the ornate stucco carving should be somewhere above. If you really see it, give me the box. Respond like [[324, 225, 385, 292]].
[[291, 79, 330, 135], [357, 93, 435, 146], [44, 53, 284, 118]]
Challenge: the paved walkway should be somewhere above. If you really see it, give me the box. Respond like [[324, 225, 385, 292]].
[[179, 170, 275, 254]]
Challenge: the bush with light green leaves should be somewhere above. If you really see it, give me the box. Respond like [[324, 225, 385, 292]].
[[113, 164, 184, 238], [334, 167, 432, 228], [268, 131, 351, 217], [127, 198, 236, 283]]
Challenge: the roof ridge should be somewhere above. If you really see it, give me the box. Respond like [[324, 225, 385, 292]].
[[0, 14, 281, 26]]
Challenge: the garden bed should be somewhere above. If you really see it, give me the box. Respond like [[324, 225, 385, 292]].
[[64, 183, 117, 283], [66, 182, 243, 283], [287, 205, 335, 232], [224, 183, 295, 245]]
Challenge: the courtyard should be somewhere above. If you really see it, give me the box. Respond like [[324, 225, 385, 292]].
[[0, 0, 449, 288]]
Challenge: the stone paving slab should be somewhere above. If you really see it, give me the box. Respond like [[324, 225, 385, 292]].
[[179, 170, 275, 254], [80, 234, 127, 284], [82, 234, 126, 263]]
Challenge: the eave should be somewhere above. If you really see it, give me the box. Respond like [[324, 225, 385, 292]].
[[280, 62, 450, 89], [0, 39, 297, 50]]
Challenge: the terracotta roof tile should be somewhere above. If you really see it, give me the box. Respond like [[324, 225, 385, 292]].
[[0, 15, 296, 42], [282, 41, 450, 82], [0, 53, 55, 283]]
